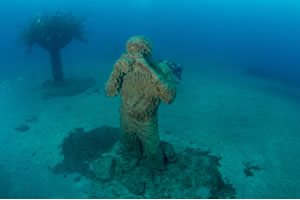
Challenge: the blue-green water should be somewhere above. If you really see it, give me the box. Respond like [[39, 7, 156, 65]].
[[0, 0, 300, 198]]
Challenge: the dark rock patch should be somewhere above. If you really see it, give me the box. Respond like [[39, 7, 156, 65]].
[[14, 116, 38, 133], [52, 126, 119, 177], [264, 86, 300, 103], [15, 124, 30, 132], [25, 116, 38, 124], [244, 66, 300, 88], [40, 78, 96, 99], [243, 161, 263, 177]]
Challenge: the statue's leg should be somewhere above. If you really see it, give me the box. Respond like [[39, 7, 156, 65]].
[[137, 115, 164, 170], [120, 111, 143, 157]]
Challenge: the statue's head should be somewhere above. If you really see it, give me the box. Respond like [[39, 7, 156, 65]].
[[126, 36, 152, 56]]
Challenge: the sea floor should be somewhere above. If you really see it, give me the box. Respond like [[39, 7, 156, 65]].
[[0, 58, 300, 198]]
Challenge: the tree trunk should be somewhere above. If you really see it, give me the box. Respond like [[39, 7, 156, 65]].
[[50, 50, 64, 82]]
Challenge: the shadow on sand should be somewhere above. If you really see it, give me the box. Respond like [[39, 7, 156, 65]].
[[52, 126, 120, 177], [40, 78, 96, 100]]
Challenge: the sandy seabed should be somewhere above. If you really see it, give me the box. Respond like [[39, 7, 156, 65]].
[[0, 58, 300, 198]]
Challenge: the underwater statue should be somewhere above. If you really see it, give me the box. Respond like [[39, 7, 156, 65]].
[[106, 36, 177, 169], [21, 12, 86, 82]]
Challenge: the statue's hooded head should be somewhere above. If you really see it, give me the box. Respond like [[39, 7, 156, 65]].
[[126, 36, 152, 57]]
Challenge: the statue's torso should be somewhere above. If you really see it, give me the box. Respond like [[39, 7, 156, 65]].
[[120, 66, 160, 121]]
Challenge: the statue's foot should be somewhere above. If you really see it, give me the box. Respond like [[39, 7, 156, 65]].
[[120, 143, 143, 160], [160, 141, 177, 163]]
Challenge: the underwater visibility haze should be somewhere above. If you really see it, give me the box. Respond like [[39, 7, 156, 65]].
[[0, 0, 300, 198]]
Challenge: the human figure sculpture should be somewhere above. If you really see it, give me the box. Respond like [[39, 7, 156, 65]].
[[106, 36, 176, 169]]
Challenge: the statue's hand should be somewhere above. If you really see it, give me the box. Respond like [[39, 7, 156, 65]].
[[134, 58, 160, 81]]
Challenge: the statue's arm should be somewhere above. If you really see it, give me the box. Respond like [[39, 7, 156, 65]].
[[155, 74, 176, 104], [134, 58, 176, 104], [105, 56, 130, 97], [155, 61, 177, 85], [155, 62, 177, 104]]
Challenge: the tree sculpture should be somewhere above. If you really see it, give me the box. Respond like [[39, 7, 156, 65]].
[[21, 12, 86, 82]]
